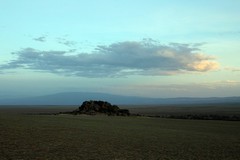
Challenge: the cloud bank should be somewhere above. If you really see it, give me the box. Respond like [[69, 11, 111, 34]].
[[33, 36, 46, 42], [1, 40, 219, 77], [57, 38, 77, 47]]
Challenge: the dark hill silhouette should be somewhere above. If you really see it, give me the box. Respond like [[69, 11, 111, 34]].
[[0, 92, 240, 105]]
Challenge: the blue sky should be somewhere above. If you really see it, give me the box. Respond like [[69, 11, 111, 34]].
[[0, 0, 240, 99]]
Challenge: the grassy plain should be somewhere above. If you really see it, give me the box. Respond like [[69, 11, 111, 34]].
[[127, 103, 240, 116], [0, 105, 240, 160]]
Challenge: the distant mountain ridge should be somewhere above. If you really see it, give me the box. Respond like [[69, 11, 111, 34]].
[[0, 92, 240, 105]]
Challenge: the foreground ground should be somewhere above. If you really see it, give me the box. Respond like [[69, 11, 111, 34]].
[[0, 106, 240, 160]]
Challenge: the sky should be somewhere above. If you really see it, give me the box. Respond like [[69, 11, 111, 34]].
[[0, 0, 240, 99]]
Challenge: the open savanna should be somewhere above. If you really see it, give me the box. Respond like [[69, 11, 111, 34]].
[[0, 105, 240, 160]]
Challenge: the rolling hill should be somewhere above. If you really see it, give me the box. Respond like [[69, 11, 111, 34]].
[[0, 92, 240, 105]]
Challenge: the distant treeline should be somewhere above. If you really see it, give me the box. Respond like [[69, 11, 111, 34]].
[[147, 114, 240, 121], [26, 112, 240, 121]]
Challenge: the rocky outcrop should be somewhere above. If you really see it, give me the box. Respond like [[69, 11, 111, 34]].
[[72, 100, 130, 116]]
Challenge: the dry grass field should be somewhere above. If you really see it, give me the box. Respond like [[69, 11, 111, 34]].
[[0, 105, 240, 160]]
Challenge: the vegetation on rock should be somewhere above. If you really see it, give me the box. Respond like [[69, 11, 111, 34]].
[[70, 100, 130, 116]]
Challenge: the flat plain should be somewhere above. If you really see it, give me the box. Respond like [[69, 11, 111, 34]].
[[0, 105, 240, 160]]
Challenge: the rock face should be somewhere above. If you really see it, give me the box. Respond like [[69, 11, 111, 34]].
[[73, 100, 130, 116]]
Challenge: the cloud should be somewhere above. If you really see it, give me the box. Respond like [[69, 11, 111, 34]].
[[224, 67, 240, 72], [105, 80, 240, 98], [0, 39, 219, 77], [57, 38, 77, 47], [188, 60, 219, 71], [33, 36, 46, 42], [133, 80, 240, 90]]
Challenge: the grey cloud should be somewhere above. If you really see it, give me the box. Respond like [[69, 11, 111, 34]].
[[225, 67, 240, 72], [120, 81, 240, 97], [0, 40, 219, 77], [57, 38, 77, 47], [33, 36, 46, 42]]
